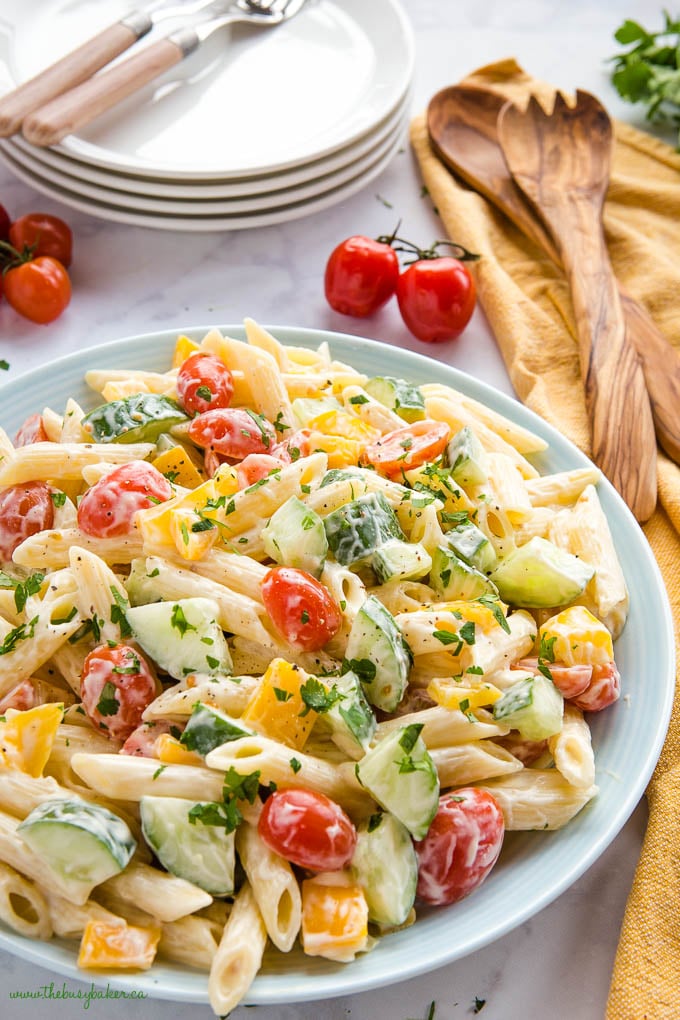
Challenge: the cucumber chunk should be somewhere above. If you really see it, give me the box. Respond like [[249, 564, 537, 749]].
[[430, 545, 499, 600], [292, 395, 342, 427], [446, 425, 489, 487], [324, 492, 404, 568], [364, 377, 426, 423], [372, 538, 432, 584], [125, 559, 162, 607], [344, 595, 412, 712], [323, 670, 376, 759], [127, 597, 232, 680], [445, 520, 498, 574], [180, 702, 253, 757], [262, 496, 328, 577], [355, 724, 439, 840], [140, 795, 235, 896], [493, 673, 564, 740], [352, 812, 418, 925], [490, 536, 595, 608], [82, 393, 188, 444], [18, 799, 136, 899]]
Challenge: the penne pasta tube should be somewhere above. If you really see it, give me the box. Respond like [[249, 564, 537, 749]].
[[208, 880, 267, 1017], [0, 441, 156, 485], [45, 890, 125, 938], [431, 740, 523, 787], [205, 736, 374, 817], [13, 528, 144, 571], [236, 820, 301, 952], [201, 328, 296, 428], [475, 770, 598, 830], [99, 861, 212, 922], [68, 546, 130, 645], [375, 705, 509, 746], [70, 752, 226, 803], [0, 860, 52, 939], [142, 674, 260, 721], [548, 704, 596, 790], [159, 914, 221, 971], [526, 466, 602, 507], [420, 382, 548, 455]]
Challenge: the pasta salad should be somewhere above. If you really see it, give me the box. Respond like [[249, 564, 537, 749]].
[[0, 321, 628, 1015]]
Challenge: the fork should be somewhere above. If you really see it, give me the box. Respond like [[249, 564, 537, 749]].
[[19, 0, 307, 149]]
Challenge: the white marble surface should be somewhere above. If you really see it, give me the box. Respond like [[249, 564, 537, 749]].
[[0, 0, 668, 1017]]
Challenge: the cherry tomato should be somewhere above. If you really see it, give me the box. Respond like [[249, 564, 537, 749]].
[[415, 788, 504, 905], [188, 408, 277, 461], [0, 481, 54, 562], [9, 213, 73, 267], [0, 203, 10, 242], [3, 255, 71, 324], [274, 428, 312, 463], [120, 719, 176, 757], [258, 788, 357, 871], [77, 461, 173, 539], [14, 412, 48, 447], [361, 420, 450, 477], [261, 566, 342, 651], [517, 658, 592, 699], [176, 352, 234, 416], [396, 257, 476, 343], [571, 661, 621, 712], [80, 643, 159, 741], [0, 679, 36, 713], [236, 453, 284, 489], [324, 235, 399, 317]]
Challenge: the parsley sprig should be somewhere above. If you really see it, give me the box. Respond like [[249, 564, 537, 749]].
[[609, 13, 680, 147], [188, 767, 261, 834]]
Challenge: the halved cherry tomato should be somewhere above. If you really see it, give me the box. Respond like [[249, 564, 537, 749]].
[[396, 257, 476, 343], [324, 236, 399, 317], [120, 719, 176, 757], [274, 427, 312, 463], [0, 481, 54, 562], [361, 419, 450, 477], [0, 679, 37, 713], [188, 408, 276, 461], [77, 461, 173, 539], [261, 566, 342, 651], [175, 352, 234, 416], [415, 788, 504, 905], [81, 643, 159, 741], [571, 661, 621, 712], [0, 203, 10, 242], [14, 412, 48, 447], [236, 453, 284, 489], [517, 658, 593, 699], [3, 255, 71, 324], [9, 213, 73, 267], [258, 787, 357, 871]]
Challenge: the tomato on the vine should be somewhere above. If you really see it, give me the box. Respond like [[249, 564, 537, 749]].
[[3, 255, 71, 324], [324, 235, 399, 317], [9, 213, 73, 268], [396, 256, 477, 343]]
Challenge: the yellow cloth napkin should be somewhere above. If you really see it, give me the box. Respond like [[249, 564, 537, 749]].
[[410, 58, 680, 1019]]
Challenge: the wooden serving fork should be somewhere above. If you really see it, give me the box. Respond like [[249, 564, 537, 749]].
[[496, 91, 657, 522]]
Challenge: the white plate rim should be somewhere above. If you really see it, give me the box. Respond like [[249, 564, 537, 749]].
[[3, 0, 415, 179], [0, 324, 673, 1004], [0, 107, 409, 214]]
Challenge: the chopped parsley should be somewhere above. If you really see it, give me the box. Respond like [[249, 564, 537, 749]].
[[299, 677, 343, 716], [96, 681, 119, 716], [477, 594, 510, 634], [12, 572, 45, 614], [170, 603, 197, 636], [110, 587, 132, 637], [50, 490, 67, 508], [289, 757, 302, 774], [195, 385, 213, 401], [188, 767, 261, 835], [0, 616, 39, 655], [273, 686, 293, 702]]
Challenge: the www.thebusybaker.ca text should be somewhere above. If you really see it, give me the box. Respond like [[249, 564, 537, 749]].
[[8, 981, 148, 1009]]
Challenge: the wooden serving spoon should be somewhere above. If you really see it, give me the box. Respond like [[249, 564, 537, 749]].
[[496, 91, 656, 522], [427, 84, 680, 471]]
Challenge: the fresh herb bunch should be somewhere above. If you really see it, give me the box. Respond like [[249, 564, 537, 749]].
[[609, 12, 680, 146]]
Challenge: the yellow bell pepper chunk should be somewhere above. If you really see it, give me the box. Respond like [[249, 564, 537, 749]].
[[0, 703, 63, 777], [136, 468, 235, 550], [539, 606, 614, 666], [172, 334, 201, 369], [301, 874, 369, 962], [404, 463, 475, 514], [151, 446, 204, 490], [307, 432, 363, 469], [102, 380, 150, 402], [156, 733, 203, 766], [307, 409, 380, 444], [170, 508, 219, 562], [428, 600, 504, 634], [78, 920, 160, 970], [427, 677, 502, 711], [242, 658, 318, 751]]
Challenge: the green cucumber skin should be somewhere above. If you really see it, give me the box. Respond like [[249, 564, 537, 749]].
[[140, 796, 235, 896], [344, 595, 412, 713], [324, 492, 404, 568], [325, 670, 376, 759], [82, 393, 188, 445], [352, 812, 418, 925], [262, 496, 327, 577], [493, 674, 564, 741], [180, 703, 252, 756], [430, 544, 498, 600], [446, 425, 489, 487], [18, 799, 136, 883], [445, 522, 497, 574], [372, 539, 432, 585], [490, 536, 595, 608], [126, 597, 232, 680], [364, 376, 426, 423]]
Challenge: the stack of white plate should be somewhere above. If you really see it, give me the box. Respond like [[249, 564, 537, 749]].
[[0, 0, 413, 230]]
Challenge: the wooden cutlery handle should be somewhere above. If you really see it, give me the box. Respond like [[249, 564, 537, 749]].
[[565, 220, 657, 522], [0, 19, 151, 138], [21, 36, 188, 149]]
